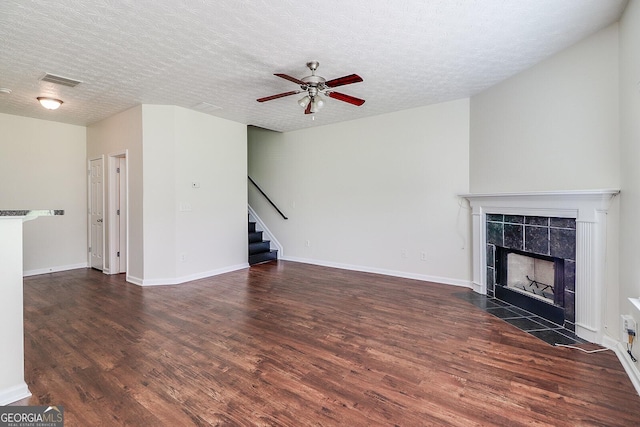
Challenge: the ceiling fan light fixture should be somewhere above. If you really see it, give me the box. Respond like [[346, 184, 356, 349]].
[[258, 61, 364, 116], [298, 95, 310, 108], [37, 97, 63, 110], [309, 97, 325, 114]]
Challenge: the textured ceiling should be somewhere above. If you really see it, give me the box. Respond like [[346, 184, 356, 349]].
[[0, 0, 628, 132]]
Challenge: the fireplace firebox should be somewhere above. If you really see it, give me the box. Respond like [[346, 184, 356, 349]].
[[495, 247, 565, 325]]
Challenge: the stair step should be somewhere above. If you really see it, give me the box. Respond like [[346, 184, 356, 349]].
[[248, 216, 277, 265], [249, 250, 278, 265], [248, 231, 263, 243], [249, 240, 271, 255]]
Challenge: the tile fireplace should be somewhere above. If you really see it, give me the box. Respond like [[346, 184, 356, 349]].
[[461, 190, 618, 344]]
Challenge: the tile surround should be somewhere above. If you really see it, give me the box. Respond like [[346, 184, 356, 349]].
[[524, 226, 548, 254], [486, 214, 576, 259], [485, 214, 576, 331]]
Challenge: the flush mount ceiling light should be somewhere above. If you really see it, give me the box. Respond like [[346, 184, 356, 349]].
[[37, 97, 63, 110]]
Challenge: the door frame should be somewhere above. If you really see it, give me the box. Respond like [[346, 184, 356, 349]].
[[87, 156, 105, 270], [107, 150, 129, 275]]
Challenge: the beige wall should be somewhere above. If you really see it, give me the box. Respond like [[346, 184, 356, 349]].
[[0, 113, 87, 274], [619, 1, 640, 334], [470, 24, 620, 193], [249, 99, 471, 285]]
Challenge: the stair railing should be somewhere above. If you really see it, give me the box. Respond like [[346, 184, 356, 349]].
[[248, 176, 288, 220]]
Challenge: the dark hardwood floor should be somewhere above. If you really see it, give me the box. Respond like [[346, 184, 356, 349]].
[[18, 261, 640, 426]]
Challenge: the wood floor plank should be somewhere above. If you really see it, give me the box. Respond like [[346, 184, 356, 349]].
[[19, 261, 640, 426]]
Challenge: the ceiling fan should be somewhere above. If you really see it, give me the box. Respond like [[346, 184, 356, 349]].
[[257, 61, 365, 114]]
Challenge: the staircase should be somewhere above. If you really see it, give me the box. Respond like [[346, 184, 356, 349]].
[[248, 220, 278, 265]]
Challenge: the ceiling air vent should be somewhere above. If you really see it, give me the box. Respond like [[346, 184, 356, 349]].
[[40, 73, 82, 88], [192, 102, 222, 111]]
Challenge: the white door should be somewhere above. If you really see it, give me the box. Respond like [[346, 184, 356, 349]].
[[90, 158, 104, 270]]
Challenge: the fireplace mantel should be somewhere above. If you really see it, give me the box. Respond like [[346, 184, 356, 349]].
[[460, 189, 619, 344]]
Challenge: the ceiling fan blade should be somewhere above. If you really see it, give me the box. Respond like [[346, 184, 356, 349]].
[[304, 102, 312, 114], [274, 73, 306, 85], [327, 91, 365, 106], [325, 74, 363, 88], [257, 91, 299, 102]]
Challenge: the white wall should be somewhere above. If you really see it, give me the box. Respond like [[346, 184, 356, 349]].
[[173, 106, 247, 279], [87, 105, 144, 280], [619, 0, 640, 347], [89, 105, 247, 285], [0, 218, 30, 404], [248, 99, 471, 285], [470, 24, 620, 193], [0, 113, 87, 274], [141, 105, 248, 284], [141, 105, 177, 281]]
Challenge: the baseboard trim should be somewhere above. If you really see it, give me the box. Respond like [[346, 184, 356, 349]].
[[126, 274, 143, 286], [610, 339, 640, 396], [0, 382, 31, 406], [281, 256, 472, 288], [131, 263, 250, 286], [23, 263, 88, 277]]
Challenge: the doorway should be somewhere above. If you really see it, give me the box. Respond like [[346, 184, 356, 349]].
[[108, 152, 128, 274], [88, 157, 104, 270]]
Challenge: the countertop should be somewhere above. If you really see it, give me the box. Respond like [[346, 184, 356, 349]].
[[0, 210, 64, 220]]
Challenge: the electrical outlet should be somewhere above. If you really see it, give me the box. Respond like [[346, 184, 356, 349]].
[[622, 314, 636, 336], [401, 249, 408, 259], [420, 252, 427, 261]]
